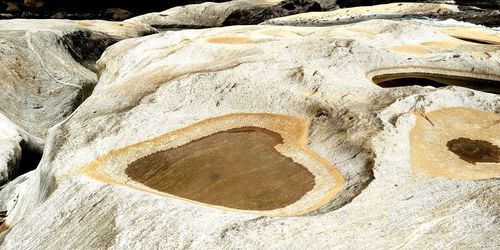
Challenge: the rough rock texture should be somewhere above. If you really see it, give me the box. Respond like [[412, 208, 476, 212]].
[[0, 19, 156, 145], [126, 0, 323, 29], [263, 2, 500, 27], [1, 19, 499, 248], [0, 172, 31, 227], [0, 114, 23, 185], [264, 2, 459, 25]]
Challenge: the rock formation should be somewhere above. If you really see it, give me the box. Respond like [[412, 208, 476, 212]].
[[0, 16, 498, 248], [0, 1, 499, 249], [0, 19, 155, 183], [264, 2, 500, 27], [0, 115, 24, 185], [126, 0, 324, 29]]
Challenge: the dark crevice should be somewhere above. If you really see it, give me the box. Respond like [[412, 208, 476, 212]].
[[451, 37, 495, 45], [372, 73, 500, 94], [375, 77, 448, 88], [60, 30, 119, 71], [17, 141, 42, 179]]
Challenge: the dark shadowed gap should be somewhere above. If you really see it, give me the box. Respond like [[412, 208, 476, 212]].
[[372, 73, 500, 94], [17, 142, 42, 179], [126, 126, 316, 211], [450, 37, 495, 45]]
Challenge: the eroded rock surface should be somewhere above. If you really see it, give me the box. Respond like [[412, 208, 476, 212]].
[[264, 2, 500, 27], [0, 115, 23, 185], [411, 107, 500, 179], [1, 19, 499, 248], [0, 19, 156, 143], [126, 0, 323, 30]]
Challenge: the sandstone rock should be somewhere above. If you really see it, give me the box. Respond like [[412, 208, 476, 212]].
[[0, 19, 156, 146], [0, 115, 23, 186], [264, 2, 458, 25], [1, 19, 499, 248], [0, 172, 31, 221], [438, 26, 500, 45], [126, 0, 322, 29], [263, 2, 500, 27], [410, 107, 499, 179]]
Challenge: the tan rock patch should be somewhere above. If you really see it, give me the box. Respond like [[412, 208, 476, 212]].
[[410, 108, 500, 180], [439, 27, 500, 45], [388, 45, 430, 55], [420, 41, 469, 47], [206, 36, 252, 44], [71, 113, 344, 216], [346, 27, 379, 35]]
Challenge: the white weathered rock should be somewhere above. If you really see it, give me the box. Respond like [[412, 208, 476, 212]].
[[0, 171, 31, 225], [0, 114, 23, 186], [126, 0, 322, 29], [1, 20, 499, 248], [262, 2, 500, 28], [263, 2, 459, 26], [0, 19, 156, 144]]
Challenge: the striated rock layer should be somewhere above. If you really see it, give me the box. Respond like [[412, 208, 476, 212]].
[[0, 19, 156, 183], [0, 19, 498, 248], [0, 114, 24, 185], [0, 19, 156, 143]]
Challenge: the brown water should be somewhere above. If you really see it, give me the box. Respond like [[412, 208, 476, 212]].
[[446, 137, 500, 164], [126, 127, 315, 210]]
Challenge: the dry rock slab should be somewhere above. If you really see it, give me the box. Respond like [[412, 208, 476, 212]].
[[263, 2, 500, 27], [1, 20, 499, 248], [126, 0, 323, 30]]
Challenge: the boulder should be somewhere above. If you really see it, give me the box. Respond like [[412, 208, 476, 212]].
[[264, 2, 459, 26], [1, 19, 499, 248], [126, 0, 322, 30], [263, 2, 500, 27]]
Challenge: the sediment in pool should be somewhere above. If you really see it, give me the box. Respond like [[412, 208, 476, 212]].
[[126, 126, 315, 211], [73, 113, 344, 216], [446, 138, 500, 165], [410, 107, 500, 179]]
